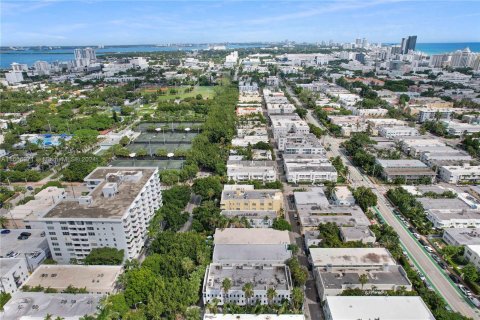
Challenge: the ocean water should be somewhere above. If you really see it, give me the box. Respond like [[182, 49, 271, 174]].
[[1, 42, 478, 69], [415, 42, 480, 55]]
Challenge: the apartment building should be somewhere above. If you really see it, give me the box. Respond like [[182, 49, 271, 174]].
[[278, 133, 326, 155], [417, 108, 453, 123], [378, 126, 419, 139], [226, 160, 277, 183], [7, 186, 66, 229], [443, 228, 480, 246], [351, 107, 388, 118], [323, 296, 435, 320], [438, 165, 480, 184], [270, 114, 310, 139], [24, 265, 122, 294], [310, 248, 411, 300], [220, 185, 283, 213], [442, 121, 480, 136], [38, 167, 162, 263], [0, 258, 29, 294], [376, 159, 436, 183], [203, 228, 293, 306], [266, 103, 296, 115], [464, 245, 480, 271]]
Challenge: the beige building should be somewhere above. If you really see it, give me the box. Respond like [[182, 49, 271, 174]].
[[220, 185, 283, 213]]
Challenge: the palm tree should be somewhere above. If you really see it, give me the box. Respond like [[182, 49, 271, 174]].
[[206, 298, 220, 314], [359, 274, 368, 290], [242, 282, 254, 306], [0, 215, 8, 228], [266, 287, 277, 306], [221, 278, 232, 304]]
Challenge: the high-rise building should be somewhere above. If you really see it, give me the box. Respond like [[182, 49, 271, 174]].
[[34, 61, 51, 75], [38, 167, 162, 263], [430, 54, 450, 68], [400, 35, 417, 54], [451, 47, 476, 68], [73, 47, 97, 67]]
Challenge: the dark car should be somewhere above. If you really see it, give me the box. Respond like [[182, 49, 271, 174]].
[[449, 274, 461, 284], [440, 262, 448, 270], [408, 227, 415, 233], [17, 231, 31, 240], [419, 239, 427, 246], [27, 186, 34, 191], [1, 229, 11, 234]]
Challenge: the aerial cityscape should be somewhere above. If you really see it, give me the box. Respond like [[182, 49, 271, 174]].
[[1, 0, 480, 320]]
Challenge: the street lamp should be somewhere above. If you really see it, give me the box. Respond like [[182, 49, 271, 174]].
[[129, 153, 137, 167]]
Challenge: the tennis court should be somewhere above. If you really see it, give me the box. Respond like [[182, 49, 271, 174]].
[[127, 143, 191, 154], [132, 132, 198, 144], [136, 122, 203, 132], [109, 159, 184, 171]]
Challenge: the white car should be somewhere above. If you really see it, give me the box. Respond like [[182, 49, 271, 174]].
[[413, 233, 421, 239]]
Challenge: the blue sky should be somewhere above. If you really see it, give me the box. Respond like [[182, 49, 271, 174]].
[[1, 0, 479, 46]]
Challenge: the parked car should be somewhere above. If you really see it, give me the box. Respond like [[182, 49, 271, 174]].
[[450, 274, 461, 284], [27, 186, 34, 191], [17, 231, 31, 240], [419, 239, 427, 246], [439, 262, 448, 270], [469, 296, 480, 308], [1, 229, 11, 234], [424, 246, 434, 253], [413, 233, 421, 239]]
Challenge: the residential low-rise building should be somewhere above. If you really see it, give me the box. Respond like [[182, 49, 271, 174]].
[[270, 114, 309, 139], [220, 210, 277, 228], [443, 228, 480, 246], [464, 245, 480, 271], [283, 154, 337, 184], [7, 187, 66, 229], [277, 133, 325, 155], [1, 292, 103, 320], [220, 185, 283, 213], [227, 160, 277, 183], [316, 265, 411, 300], [23, 265, 122, 294], [323, 296, 435, 320], [202, 263, 293, 306], [427, 209, 480, 228], [339, 226, 376, 244], [0, 228, 49, 271], [376, 159, 436, 183], [267, 103, 296, 115], [378, 126, 419, 139], [213, 228, 290, 245], [351, 107, 388, 118], [439, 165, 480, 184], [442, 120, 480, 136], [417, 108, 453, 123], [332, 186, 355, 206], [0, 258, 29, 294]]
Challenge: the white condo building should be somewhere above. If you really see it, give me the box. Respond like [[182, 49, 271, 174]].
[[38, 167, 162, 263]]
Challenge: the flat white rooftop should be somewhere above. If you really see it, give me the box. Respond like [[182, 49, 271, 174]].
[[23, 265, 122, 293], [204, 315, 304, 320], [310, 248, 395, 268], [213, 228, 290, 245], [1, 292, 103, 320], [325, 296, 435, 320]]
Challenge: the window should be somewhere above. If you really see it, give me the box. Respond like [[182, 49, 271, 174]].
[[88, 232, 95, 236], [61, 227, 68, 231], [62, 232, 69, 236], [53, 248, 61, 252], [55, 253, 62, 256], [51, 237, 58, 241], [52, 242, 59, 246], [49, 232, 56, 236], [47, 226, 54, 230]]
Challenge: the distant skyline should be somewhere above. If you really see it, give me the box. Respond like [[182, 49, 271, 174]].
[[1, 0, 480, 46]]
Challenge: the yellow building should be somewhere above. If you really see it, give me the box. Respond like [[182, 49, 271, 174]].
[[220, 185, 283, 213]]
